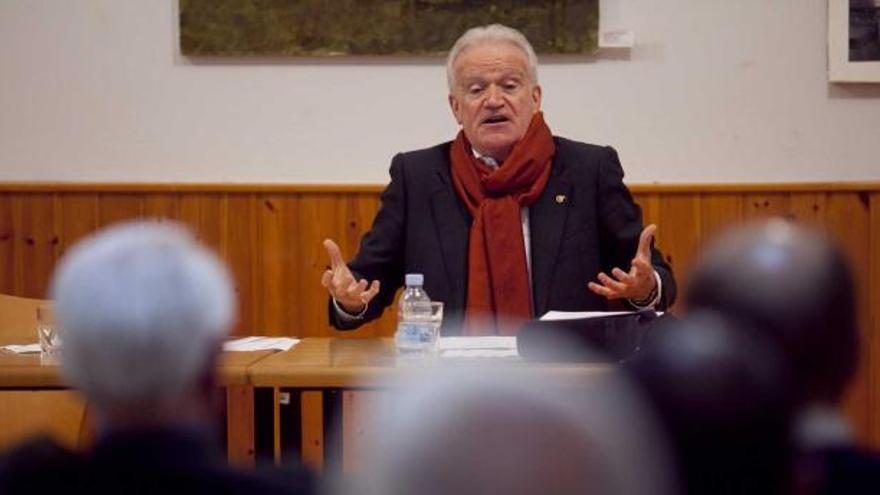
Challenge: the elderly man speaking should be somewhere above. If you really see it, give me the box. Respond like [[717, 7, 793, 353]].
[[323, 24, 675, 335]]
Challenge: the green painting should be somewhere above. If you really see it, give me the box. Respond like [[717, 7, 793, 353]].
[[179, 0, 598, 56]]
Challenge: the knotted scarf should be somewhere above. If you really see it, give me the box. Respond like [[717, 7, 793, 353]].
[[450, 112, 555, 335]]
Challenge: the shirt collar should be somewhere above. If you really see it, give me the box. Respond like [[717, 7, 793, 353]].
[[471, 147, 499, 169]]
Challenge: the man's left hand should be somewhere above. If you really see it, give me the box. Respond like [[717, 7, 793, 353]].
[[588, 224, 658, 301]]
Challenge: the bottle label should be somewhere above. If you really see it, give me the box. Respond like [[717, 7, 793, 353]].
[[395, 320, 439, 352]]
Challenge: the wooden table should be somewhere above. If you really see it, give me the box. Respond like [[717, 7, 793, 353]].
[[0, 352, 67, 388], [0, 352, 82, 449], [0, 349, 276, 465], [248, 337, 610, 471], [0, 349, 276, 388]]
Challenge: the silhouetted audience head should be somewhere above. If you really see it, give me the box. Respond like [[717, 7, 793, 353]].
[[686, 219, 858, 406], [339, 367, 675, 495], [51, 220, 235, 430], [2, 221, 314, 494], [628, 311, 792, 494]]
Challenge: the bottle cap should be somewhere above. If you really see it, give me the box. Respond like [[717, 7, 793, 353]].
[[405, 273, 424, 286]]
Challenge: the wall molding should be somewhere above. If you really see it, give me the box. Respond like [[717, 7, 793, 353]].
[[2, 181, 880, 193]]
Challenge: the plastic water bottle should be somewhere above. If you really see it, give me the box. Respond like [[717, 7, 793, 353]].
[[395, 273, 434, 355]]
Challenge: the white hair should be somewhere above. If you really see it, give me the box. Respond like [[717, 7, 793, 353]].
[[446, 24, 539, 91], [339, 368, 676, 495], [51, 220, 235, 409]]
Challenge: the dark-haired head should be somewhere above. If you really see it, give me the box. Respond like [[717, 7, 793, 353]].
[[628, 311, 793, 494], [686, 219, 858, 406]]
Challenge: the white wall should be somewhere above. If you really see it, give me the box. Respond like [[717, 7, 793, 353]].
[[1, 0, 878, 184]]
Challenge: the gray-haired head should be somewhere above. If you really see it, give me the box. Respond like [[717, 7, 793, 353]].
[[51, 220, 235, 412], [446, 24, 539, 92], [338, 367, 675, 495]]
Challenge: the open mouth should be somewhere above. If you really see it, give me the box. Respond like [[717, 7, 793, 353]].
[[481, 115, 510, 125]]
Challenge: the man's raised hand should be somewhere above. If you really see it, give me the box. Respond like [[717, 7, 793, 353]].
[[321, 239, 381, 314], [588, 224, 658, 302]]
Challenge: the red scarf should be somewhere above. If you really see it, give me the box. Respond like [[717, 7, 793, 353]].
[[450, 112, 555, 335]]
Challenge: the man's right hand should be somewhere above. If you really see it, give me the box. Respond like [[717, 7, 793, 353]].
[[321, 239, 381, 315]]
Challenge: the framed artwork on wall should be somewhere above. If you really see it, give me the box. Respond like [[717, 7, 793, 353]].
[[829, 0, 880, 82], [178, 0, 599, 57]]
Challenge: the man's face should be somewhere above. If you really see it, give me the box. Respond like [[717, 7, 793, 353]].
[[448, 42, 542, 162]]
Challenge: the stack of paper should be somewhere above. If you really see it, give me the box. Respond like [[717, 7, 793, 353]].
[[0, 343, 41, 354], [438, 336, 519, 358], [223, 336, 299, 352], [539, 310, 662, 320]]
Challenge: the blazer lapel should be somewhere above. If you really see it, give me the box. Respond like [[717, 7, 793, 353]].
[[529, 161, 572, 317], [429, 164, 470, 303]]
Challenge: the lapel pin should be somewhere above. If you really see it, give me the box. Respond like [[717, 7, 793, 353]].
[[555, 194, 567, 204]]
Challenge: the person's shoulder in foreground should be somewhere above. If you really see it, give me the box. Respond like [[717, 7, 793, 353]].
[[0, 436, 83, 493], [0, 431, 314, 495]]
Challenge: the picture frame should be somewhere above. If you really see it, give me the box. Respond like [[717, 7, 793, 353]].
[[178, 0, 599, 57], [828, 0, 880, 82]]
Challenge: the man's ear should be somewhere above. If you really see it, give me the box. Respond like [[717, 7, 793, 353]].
[[532, 84, 543, 111], [448, 93, 463, 125]]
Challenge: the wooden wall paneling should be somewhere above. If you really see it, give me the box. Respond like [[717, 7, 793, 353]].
[[96, 193, 144, 228], [7, 196, 24, 296], [788, 192, 828, 226], [258, 194, 301, 336], [340, 193, 390, 338], [657, 194, 701, 312], [300, 390, 324, 471], [743, 193, 790, 220], [375, 298, 399, 336], [0, 195, 16, 294], [699, 194, 743, 245], [633, 193, 661, 229], [824, 192, 871, 441], [296, 194, 340, 338], [178, 194, 226, 255], [16, 194, 59, 298], [58, 193, 98, 259], [142, 193, 179, 221], [633, 193, 670, 307], [870, 193, 880, 445], [225, 194, 260, 337], [339, 194, 376, 259], [3, 183, 880, 448], [374, 296, 399, 336]]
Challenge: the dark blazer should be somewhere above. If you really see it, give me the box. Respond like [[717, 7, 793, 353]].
[[0, 429, 313, 495], [331, 137, 676, 335], [796, 446, 880, 495]]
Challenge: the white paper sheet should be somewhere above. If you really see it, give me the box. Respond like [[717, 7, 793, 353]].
[[437, 336, 518, 358], [539, 310, 661, 321], [1, 343, 41, 354], [441, 349, 520, 359], [223, 336, 299, 352], [438, 336, 517, 350]]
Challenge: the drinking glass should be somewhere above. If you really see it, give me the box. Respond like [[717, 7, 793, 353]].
[[37, 304, 60, 362]]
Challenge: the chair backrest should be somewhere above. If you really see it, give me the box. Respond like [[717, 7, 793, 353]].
[[0, 293, 49, 345]]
